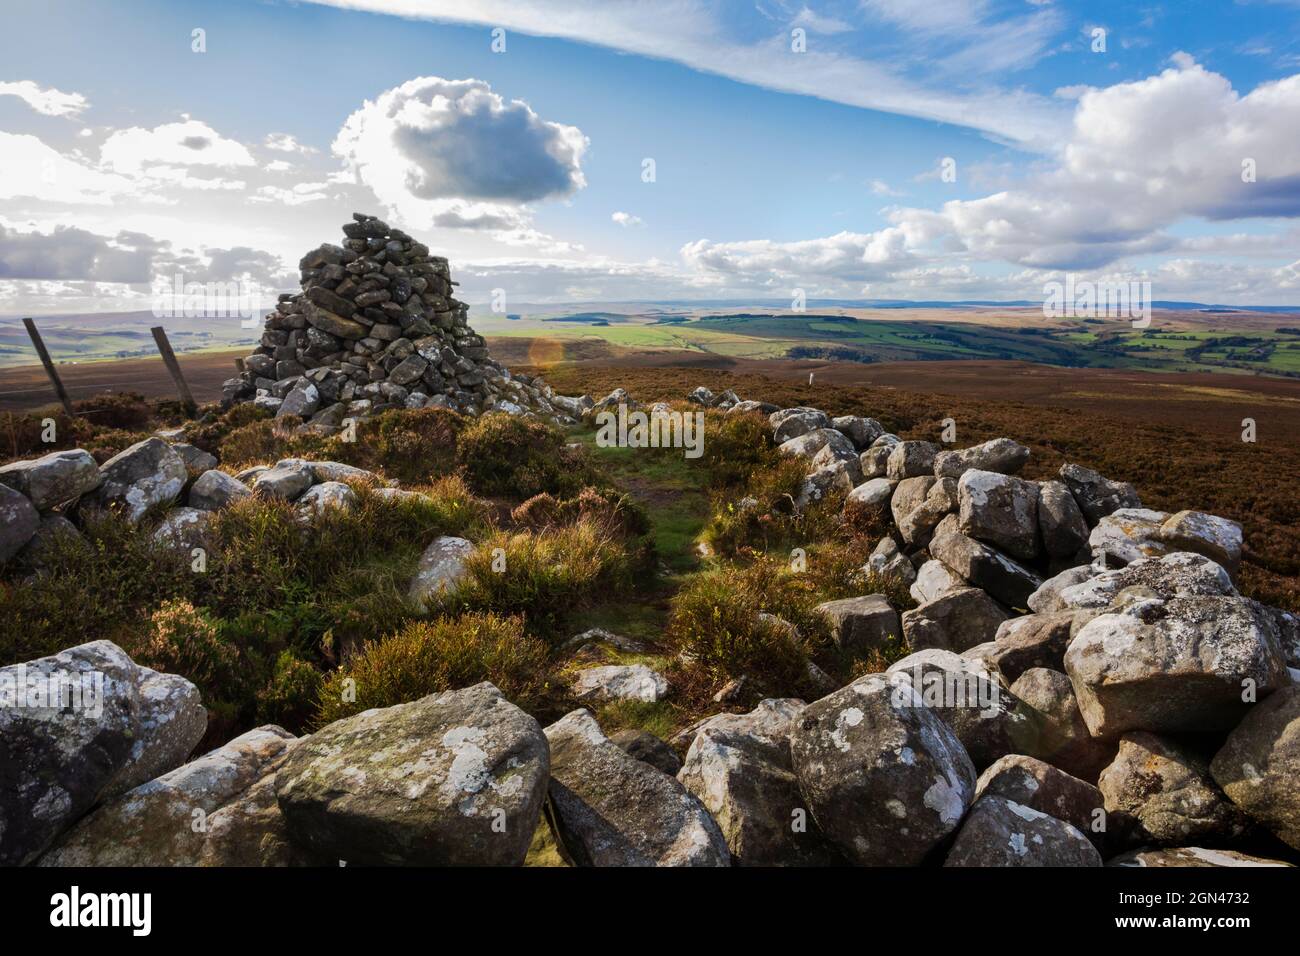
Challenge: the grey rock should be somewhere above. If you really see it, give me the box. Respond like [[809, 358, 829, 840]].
[[0, 483, 40, 562], [957, 469, 1040, 562], [0, 448, 101, 510], [1109, 847, 1294, 868], [187, 469, 252, 510], [770, 407, 830, 443], [831, 415, 885, 450], [976, 755, 1104, 845], [252, 460, 315, 501], [778, 427, 854, 462], [1059, 462, 1140, 524], [408, 535, 475, 606], [1037, 479, 1090, 559], [90, 437, 188, 523], [933, 438, 1030, 479], [1155, 510, 1243, 578], [814, 594, 900, 655], [988, 610, 1085, 682], [902, 587, 1008, 654], [570, 664, 669, 703], [911, 559, 966, 605], [944, 795, 1101, 867], [1211, 685, 1300, 851], [544, 709, 730, 867], [930, 530, 1043, 609], [151, 506, 214, 552], [296, 480, 358, 517], [276, 683, 548, 865], [887, 440, 941, 480], [1010, 668, 1115, 783], [609, 730, 682, 776], [1088, 507, 1173, 566]]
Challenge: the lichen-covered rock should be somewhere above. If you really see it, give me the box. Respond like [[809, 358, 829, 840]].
[[845, 477, 894, 515], [1099, 732, 1249, 848], [944, 795, 1101, 867], [408, 535, 475, 606], [958, 469, 1040, 562], [778, 427, 854, 462], [1059, 462, 1140, 525], [1155, 510, 1243, 578], [152, 506, 214, 552], [39, 726, 296, 866], [1064, 596, 1290, 737], [976, 755, 1104, 846], [886, 649, 1043, 769], [1088, 507, 1172, 566], [933, 438, 1030, 479], [1037, 479, 1090, 560], [902, 588, 1008, 654], [0, 482, 39, 562], [814, 594, 900, 655], [1057, 552, 1236, 610], [0, 448, 101, 510], [887, 440, 941, 480], [187, 469, 252, 510], [1210, 685, 1300, 851], [170, 442, 218, 474], [895, 476, 957, 547], [930, 529, 1043, 609], [276, 683, 549, 865], [770, 407, 830, 444], [1027, 565, 1095, 612], [0, 641, 205, 865], [911, 558, 966, 605], [544, 709, 729, 867], [677, 699, 841, 866], [570, 664, 669, 703], [789, 674, 976, 865], [1009, 668, 1115, 784], [864, 535, 916, 590], [831, 415, 884, 450], [1108, 847, 1294, 868], [252, 459, 315, 501], [988, 611, 1087, 682], [88, 437, 188, 523], [296, 480, 358, 517]]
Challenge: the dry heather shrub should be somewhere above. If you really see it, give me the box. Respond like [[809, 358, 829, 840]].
[[446, 519, 645, 639], [456, 412, 595, 499], [257, 650, 324, 728], [699, 409, 777, 487], [512, 487, 649, 539], [666, 557, 834, 694], [138, 598, 239, 693], [702, 456, 842, 556], [316, 612, 548, 724]]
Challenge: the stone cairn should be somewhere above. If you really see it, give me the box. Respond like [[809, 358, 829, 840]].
[[222, 213, 569, 428]]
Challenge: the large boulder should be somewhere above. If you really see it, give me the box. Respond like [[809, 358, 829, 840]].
[[408, 535, 476, 606], [814, 595, 900, 655], [911, 559, 966, 605], [987, 610, 1087, 682], [778, 427, 854, 462], [544, 709, 730, 866], [831, 415, 885, 450], [276, 683, 549, 865], [1059, 462, 1140, 524], [929, 530, 1043, 609], [1037, 479, 1090, 560], [1154, 510, 1243, 578], [1064, 596, 1291, 737], [789, 674, 977, 865], [677, 699, 841, 866], [976, 755, 1104, 846], [933, 438, 1030, 479], [957, 469, 1040, 562], [863, 535, 916, 591], [1088, 507, 1173, 566], [152, 506, 214, 553], [1027, 565, 1095, 613], [1210, 685, 1300, 850], [770, 407, 830, 444], [88, 437, 188, 523], [0, 483, 40, 562], [1056, 552, 1235, 611], [0, 448, 101, 510], [902, 588, 1008, 654], [39, 726, 299, 866], [944, 795, 1101, 867], [886, 649, 1043, 769], [252, 459, 315, 501], [895, 477, 957, 548], [0, 641, 206, 865], [1010, 668, 1116, 783], [1099, 732, 1249, 848], [886, 440, 940, 480], [187, 469, 252, 511]]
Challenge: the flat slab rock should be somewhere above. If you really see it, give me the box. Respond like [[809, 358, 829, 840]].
[[544, 709, 730, 867], [1108, 847, 1294, 867], [275, 682, 549, 866], [975, 755, 1104, 846]]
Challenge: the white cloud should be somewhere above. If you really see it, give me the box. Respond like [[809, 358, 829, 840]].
[[264, 132, 316, 153], [0, 80, 88, 117], [101, 119, 256, 176], [249, 183, 331, 206], [332, 75, 588, 232], [870, 179, 901, 197], [611, 211, 642, 227], [0, 132, 137, 205]]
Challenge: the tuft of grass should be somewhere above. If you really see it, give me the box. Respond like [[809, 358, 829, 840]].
[[456, 412, 599, 499], [315, 612, 550, 724]]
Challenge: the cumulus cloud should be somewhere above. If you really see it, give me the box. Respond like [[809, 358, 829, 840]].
[[264, 132, 316, 153], [0, 132, 137, 205], [0, 80, 88, 117], [611, 211, 642, 227], [101, 119, 256, 176], [249, 182, 331, 206], [332, 75, 588, 231]]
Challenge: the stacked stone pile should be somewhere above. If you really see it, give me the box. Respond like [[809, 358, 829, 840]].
[[223, 213, 573, 426]]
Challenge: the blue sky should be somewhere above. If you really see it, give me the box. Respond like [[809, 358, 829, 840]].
[[3, 0, 1300, 311]]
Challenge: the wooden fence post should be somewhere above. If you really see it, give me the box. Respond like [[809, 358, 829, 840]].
[[22, 317, 76, 416], [150, 326, 196, 411]]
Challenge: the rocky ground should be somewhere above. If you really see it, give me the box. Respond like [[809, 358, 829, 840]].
[[2, 375, 1298, 867]]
